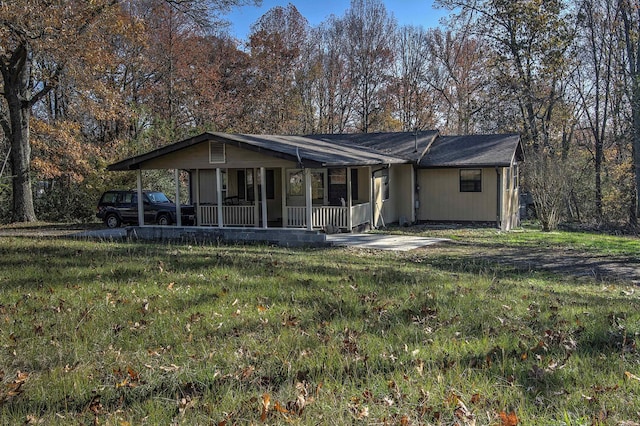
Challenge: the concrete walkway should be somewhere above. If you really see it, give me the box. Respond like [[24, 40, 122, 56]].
[[326, 233, 448, 251]]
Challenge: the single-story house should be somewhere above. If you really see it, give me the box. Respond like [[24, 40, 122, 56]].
[[107, 130, 524, 231]]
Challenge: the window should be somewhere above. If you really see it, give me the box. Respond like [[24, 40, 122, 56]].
[[512, 164, 519, 189], [287, 170, 304, 196], [460, 169, 482, 192], [287, 169, 325, 202], [311, 171, 325, 202], [265, 169, 275, 199], [328, 168, 359, 205], [209, 142, 225, 164], [238, 169, 274, 201]]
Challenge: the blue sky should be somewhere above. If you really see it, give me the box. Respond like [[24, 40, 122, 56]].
[[223, 1, 449, 40]]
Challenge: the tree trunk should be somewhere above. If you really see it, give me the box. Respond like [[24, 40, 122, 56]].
[[9, 102, 35, 222], [1, 43, 37, 222], [633, 96, 640, 223]]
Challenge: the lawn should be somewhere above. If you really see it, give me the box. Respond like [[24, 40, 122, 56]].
[[0, 228, 639, 425]]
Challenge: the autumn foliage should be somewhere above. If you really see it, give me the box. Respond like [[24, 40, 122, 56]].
[[0, 0, 639, 226]]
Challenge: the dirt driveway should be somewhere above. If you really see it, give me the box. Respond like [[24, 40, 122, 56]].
[[415, 240, 640, 283]]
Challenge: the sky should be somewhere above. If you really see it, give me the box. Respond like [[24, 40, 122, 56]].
[[223, 1, 449, 41]]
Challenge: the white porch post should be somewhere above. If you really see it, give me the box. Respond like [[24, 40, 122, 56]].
[[216, 167, 223, 228], [305, 168, 313, 230], [260, 167, 268, 228], [346, 167, 353, 231], [281, 167, 287, 228], [195, 169, 201, 226], [174, 169, 182, 227], [369, 166, 374, 228], [253, 169, 260, 227], [136, 169, 144, 226]]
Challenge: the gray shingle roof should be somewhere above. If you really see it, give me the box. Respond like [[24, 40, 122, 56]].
[[307, 131, 439, 162], [418, 134, 523, 167], [107, 131, 523, 171], [219, 133, 409, 166]]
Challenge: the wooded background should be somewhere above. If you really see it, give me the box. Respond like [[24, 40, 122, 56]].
[[1, 0, 639, 231]]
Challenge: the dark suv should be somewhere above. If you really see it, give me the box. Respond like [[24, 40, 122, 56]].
[[97, 190, 195, 228]]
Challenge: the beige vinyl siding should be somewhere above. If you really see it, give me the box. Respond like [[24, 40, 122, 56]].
[[140, 142, 297, 170], [418, 168, 498, 222], [380, 164, 414, 224]]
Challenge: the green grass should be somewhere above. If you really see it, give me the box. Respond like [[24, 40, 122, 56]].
[[0, 230, 639, 425]]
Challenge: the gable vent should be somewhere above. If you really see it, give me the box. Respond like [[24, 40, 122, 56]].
[[209, 142, 226, 164]]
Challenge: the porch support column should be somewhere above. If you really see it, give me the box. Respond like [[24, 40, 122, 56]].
[[281, 167, 287, 228], [305, 168, 313, 230], [369, 166, 374, 229], [174, 169, 182, 227], [195, 169, 201, 226], [136, 169, 144, 226], [216, 167, 223, 228], [346, 167, 353, 232], [253, 169, 260, 227], [260, 167, 268, 228]]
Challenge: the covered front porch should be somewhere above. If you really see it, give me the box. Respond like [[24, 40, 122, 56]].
[[111, 132, 413, 232], [190, 165, 373, 231]]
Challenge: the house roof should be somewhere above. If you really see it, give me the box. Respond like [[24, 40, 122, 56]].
[[307, 131, 440, 162], [418, 134, 523, 168], [107, 131, 523, 171], [107, 132, 409, 171]]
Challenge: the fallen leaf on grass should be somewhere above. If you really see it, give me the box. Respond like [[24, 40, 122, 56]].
[[625, 371, 640, 382], [260, 393, 270, 422], [274, 401, 289, 414], [499, 411, 519, 426], [3, 370, 29, 399], [88, 394, 102, 415]]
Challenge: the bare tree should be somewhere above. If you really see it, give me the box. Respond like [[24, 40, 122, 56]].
[[425, 28, 490, 135], [390, 26, 436, 132], [343, 0, 397, 133]]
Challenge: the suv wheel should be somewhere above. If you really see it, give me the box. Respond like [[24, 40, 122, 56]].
[[157, 214, 172, 226], [105, 213, 121, 229]]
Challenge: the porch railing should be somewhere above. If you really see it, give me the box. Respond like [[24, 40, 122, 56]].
[[199, 205, 256, 226], [286, 202, 370, 229], [199, 202, 370, 229]]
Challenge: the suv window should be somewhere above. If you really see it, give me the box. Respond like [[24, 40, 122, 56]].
[[147, 192, 171, 203], [121, 193, 134, 204], [101, 192, 118, 204]]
